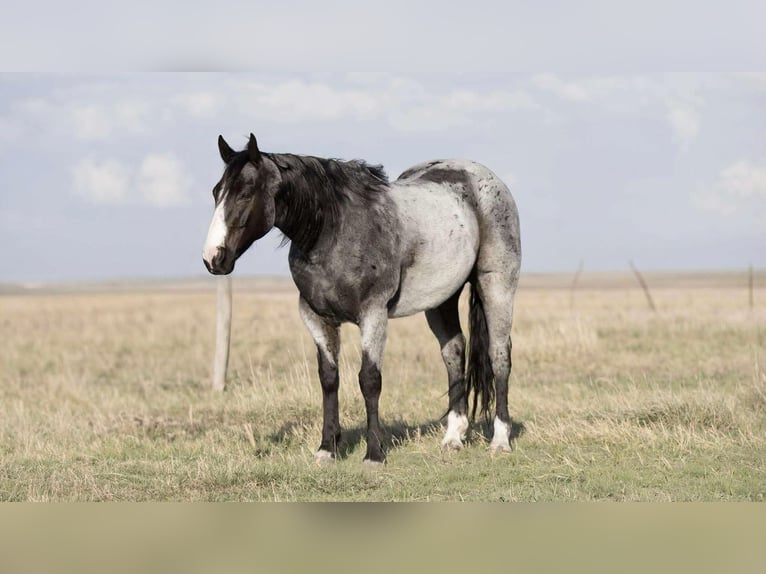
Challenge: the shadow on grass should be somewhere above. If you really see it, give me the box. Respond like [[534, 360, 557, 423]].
[[267, 416, 526, 460], [473, 417, 527, 443], [336, 420, 443, 460]]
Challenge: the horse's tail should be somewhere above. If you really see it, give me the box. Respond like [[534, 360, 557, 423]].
[[466, 281, 495, 420]]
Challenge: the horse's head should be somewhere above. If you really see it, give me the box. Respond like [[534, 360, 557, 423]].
[[203, 133, 281, 275]]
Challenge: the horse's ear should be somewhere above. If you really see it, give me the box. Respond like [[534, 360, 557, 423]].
[[248, 133, 262, 164], [218, 135, 236, 164]]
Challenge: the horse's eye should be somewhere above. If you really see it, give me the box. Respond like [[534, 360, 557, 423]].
[[238, 186, 255, 199]]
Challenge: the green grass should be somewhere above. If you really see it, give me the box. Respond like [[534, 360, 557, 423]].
[[0, 275, 764, 500]]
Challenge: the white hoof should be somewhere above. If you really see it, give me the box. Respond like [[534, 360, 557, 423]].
[[441, 437, 464, 451], [314, 449, 335, 464], [489, 416, 512, 454], [442, 411, 468, 451], [363, 458, 385, 467]]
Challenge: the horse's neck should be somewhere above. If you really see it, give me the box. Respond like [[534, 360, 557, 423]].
[[283, 195, 397, 269], [276, 196, 347, 255], [274, 188, 335, 257]]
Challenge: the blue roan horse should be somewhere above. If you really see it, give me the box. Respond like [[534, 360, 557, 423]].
[[203, 134, 521, 463]]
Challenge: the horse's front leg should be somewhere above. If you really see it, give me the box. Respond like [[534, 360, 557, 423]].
[[299, 298, 341, 463], [358, 306, 388, 464]]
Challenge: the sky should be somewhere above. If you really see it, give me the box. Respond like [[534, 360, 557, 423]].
[[1, 4, 765, 282]]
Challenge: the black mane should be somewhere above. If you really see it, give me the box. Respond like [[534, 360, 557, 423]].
[[264, 152, 389, 252]]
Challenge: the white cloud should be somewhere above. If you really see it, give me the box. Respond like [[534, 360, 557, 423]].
[[137, 154, 192, 207], [72, 157, 131, 204], [529, 75, 707, 150], [388, 88, 537, 132], [441, 89, 538, 112], [70, 101, 151, 140], [665, 98, 700, 151], [238, 79, 380, 122], [532, 74, 591, 102], [388, 104, 469, 133], [695, 159, 766, 216], [718, 160, 766, 200], [71, 105, 113, 140], [231, 77, 539, 131], [173, 92, 221, 118], [6, 74, 706, 146], [5, 93, 154, 143], [71, 154, 190, 207], [113, 100, 152, 131], [734, 72, 766, 90], [0, 74, 724, 164], [529, 74, 701, 114]]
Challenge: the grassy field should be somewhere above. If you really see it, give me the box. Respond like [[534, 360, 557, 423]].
[[1, 272, 764, 501]]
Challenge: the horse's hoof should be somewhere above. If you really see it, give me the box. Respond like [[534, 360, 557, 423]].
[[314, 449, 335, 464], [441, 437, 464, 451], [363, 458, 385, 467], [442, 412, 468, 451], [490, 443, 513, 456]]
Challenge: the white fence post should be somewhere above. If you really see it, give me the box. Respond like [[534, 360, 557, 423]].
[[212, 274, 232, 391]]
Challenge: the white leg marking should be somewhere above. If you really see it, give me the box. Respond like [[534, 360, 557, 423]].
[[298, 299, 338, 368], [359, 307, 388, 368], [203, 195, 228, 264], [489, 416, 512, 453], [441, 410, 469, 450], [314, 449, 335, 464]]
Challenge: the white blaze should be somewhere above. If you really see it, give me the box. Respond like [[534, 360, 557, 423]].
[[203, 195, 228, 264]]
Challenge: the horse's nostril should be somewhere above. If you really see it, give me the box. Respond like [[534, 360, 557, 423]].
[[211, 248, 225, 269]]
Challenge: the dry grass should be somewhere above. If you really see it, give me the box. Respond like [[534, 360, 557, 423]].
[[0, 273, 764, 500]]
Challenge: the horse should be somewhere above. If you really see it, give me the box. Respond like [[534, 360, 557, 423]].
[[203, 134, 521, 464]]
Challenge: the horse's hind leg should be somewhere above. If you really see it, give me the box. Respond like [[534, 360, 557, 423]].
[[425, 290, 468, 450], [299, 298, 341, 463], [475, 270, 517, 453]]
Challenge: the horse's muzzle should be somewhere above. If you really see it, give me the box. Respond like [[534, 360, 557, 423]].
[[203, 247, 234, 275]]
